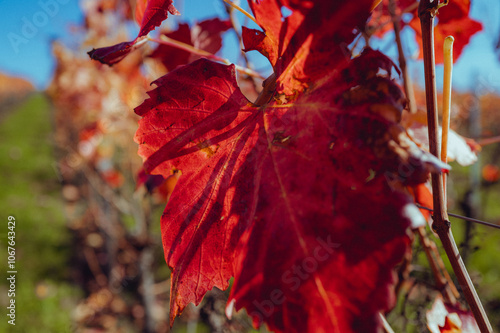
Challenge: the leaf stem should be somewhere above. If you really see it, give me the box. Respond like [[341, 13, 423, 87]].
[[419, 1, 492, 331], [147, 35, 264, 79]]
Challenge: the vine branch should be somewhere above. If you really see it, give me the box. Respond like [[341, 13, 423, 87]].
[[389, 0, 417, 114], [418, 1, 492, 331], [415, 227, 459, 304]]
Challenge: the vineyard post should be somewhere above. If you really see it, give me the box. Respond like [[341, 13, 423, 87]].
[[418, 0, 493, 331]]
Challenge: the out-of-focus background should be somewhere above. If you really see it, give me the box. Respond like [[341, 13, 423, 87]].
[[0, 0, 499, 332]]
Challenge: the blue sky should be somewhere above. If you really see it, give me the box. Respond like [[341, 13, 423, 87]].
[[0, 0, 499, 92], [0, 0, 82, 88]]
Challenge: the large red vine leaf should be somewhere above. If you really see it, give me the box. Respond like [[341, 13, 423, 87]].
[[132, 0, 449, 332], [88, 0, 179, 65], [134, 50, 446, 331]]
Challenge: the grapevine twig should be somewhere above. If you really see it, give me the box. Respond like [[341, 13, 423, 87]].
[[83, 247, 108, 287], [418, 1, 492, 331], [369, 2, 419, 38], [389, 0, 417, 114], [415, 227, 458, 304], [147, 35, 264, 79]]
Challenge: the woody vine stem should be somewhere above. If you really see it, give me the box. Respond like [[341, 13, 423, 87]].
[[418, 0, 492, 331]]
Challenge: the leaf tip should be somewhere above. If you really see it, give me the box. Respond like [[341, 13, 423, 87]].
[[169, 4, 180, 16], [87, 48, 99, 61]]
